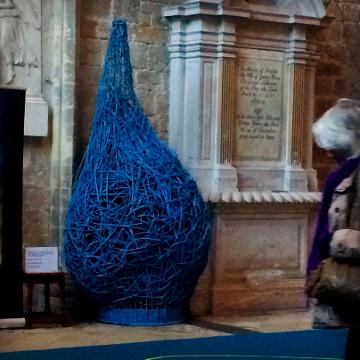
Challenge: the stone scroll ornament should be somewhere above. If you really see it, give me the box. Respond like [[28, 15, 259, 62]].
[[64, 19, 211, 326]]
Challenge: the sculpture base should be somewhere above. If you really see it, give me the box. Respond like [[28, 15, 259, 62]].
[[98, 307, 185, 326]]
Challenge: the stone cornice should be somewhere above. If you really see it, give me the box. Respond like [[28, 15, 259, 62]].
[[163, 2, 251, 19], [204, 191, 321, 203], [163, 0, 326, 26]]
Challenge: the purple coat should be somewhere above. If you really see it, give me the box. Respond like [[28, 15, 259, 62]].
[[307, 156, 360, 273]]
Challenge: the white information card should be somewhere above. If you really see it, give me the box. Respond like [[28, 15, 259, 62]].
[[25, 247, 59, 273]]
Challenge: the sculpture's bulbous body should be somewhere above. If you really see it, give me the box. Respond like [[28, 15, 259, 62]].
[[64, 19, 211, 325]]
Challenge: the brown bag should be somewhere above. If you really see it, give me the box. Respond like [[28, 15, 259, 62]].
[[313, 258, 360, 301], [330, 229, 360, 260]]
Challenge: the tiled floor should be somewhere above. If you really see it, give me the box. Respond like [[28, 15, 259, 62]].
[[199, 309, 313, 333], [0, 309, 313, 353]]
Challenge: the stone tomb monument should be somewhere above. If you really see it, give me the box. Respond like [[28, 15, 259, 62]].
[[164, 0, 325, 314]]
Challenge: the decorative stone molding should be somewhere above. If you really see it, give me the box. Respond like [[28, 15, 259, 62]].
[[0, 0, 48, 136], [204, 190, 321, 203]]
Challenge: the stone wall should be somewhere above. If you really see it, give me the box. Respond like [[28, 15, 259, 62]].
[[19, 0, 76, 313], [23, 0, 76, 254], [23, 139, 52, 247], [76, 0, 182, 163], [67, 0, 359, 317], [313, 0, 360, 187], [77, 0, 360, 190]]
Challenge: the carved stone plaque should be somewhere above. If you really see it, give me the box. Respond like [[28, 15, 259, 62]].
[[235, 51, 284, 161]]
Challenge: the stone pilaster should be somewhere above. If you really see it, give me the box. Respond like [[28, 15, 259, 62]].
[[219, 58, 236, 165], [289, 63, 306, 166], [284, 23, 320, 191], [164, 11, 239, 194], [43, 0, 77, 268]]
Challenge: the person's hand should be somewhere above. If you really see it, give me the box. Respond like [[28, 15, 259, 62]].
[[304, 268, 321, 297]]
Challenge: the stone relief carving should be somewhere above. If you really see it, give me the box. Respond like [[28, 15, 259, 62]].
[[0, 0, 48, 136], [0, 0, 40, 85]]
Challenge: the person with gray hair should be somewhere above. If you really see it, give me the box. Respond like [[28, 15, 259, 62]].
[[307, 98, 360, 359], [312, 98, 360, 161]]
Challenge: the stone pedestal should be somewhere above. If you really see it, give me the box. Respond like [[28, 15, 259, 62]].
[[164, 0, 326, 315], [191, 192, 320, 315]]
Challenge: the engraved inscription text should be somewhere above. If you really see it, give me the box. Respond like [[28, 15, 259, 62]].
[[235, 58, 283, 161]]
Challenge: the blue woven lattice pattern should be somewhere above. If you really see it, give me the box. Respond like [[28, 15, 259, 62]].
[[64, 19, 211, 324]]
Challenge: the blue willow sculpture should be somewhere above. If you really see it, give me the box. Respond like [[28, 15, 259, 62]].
[[64, 19, 211, 325]]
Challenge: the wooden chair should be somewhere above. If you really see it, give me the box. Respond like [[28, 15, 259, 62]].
[[23, 272, 69, 328]]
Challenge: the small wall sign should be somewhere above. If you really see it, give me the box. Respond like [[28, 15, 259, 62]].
[[25, 247, 59, 273]]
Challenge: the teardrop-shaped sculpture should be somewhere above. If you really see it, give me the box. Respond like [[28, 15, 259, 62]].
[[64, 19, 211, 325]]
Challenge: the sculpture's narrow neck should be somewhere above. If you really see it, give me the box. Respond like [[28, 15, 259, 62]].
[[98, 19, 136, 100]]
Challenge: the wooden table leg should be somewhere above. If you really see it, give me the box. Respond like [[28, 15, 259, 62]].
[[59, 277, 69, 326], [44, 282, 51, 314], [26, 282, 33, 328]]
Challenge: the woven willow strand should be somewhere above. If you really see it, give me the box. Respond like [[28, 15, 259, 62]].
[[64, 19, 211, 316]]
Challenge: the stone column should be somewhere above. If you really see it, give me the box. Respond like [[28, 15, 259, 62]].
[[304, 60, 318, 191], [44, 0, 77, 267], [219, 58, 235, 165], [165, 12, 240, 195], [284, 25, 319, 191], [18, 0, 77, 270], [289, 63, 306, 166]]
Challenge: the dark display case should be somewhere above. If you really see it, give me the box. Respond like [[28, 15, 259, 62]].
[[0, 87, 25, 319]]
